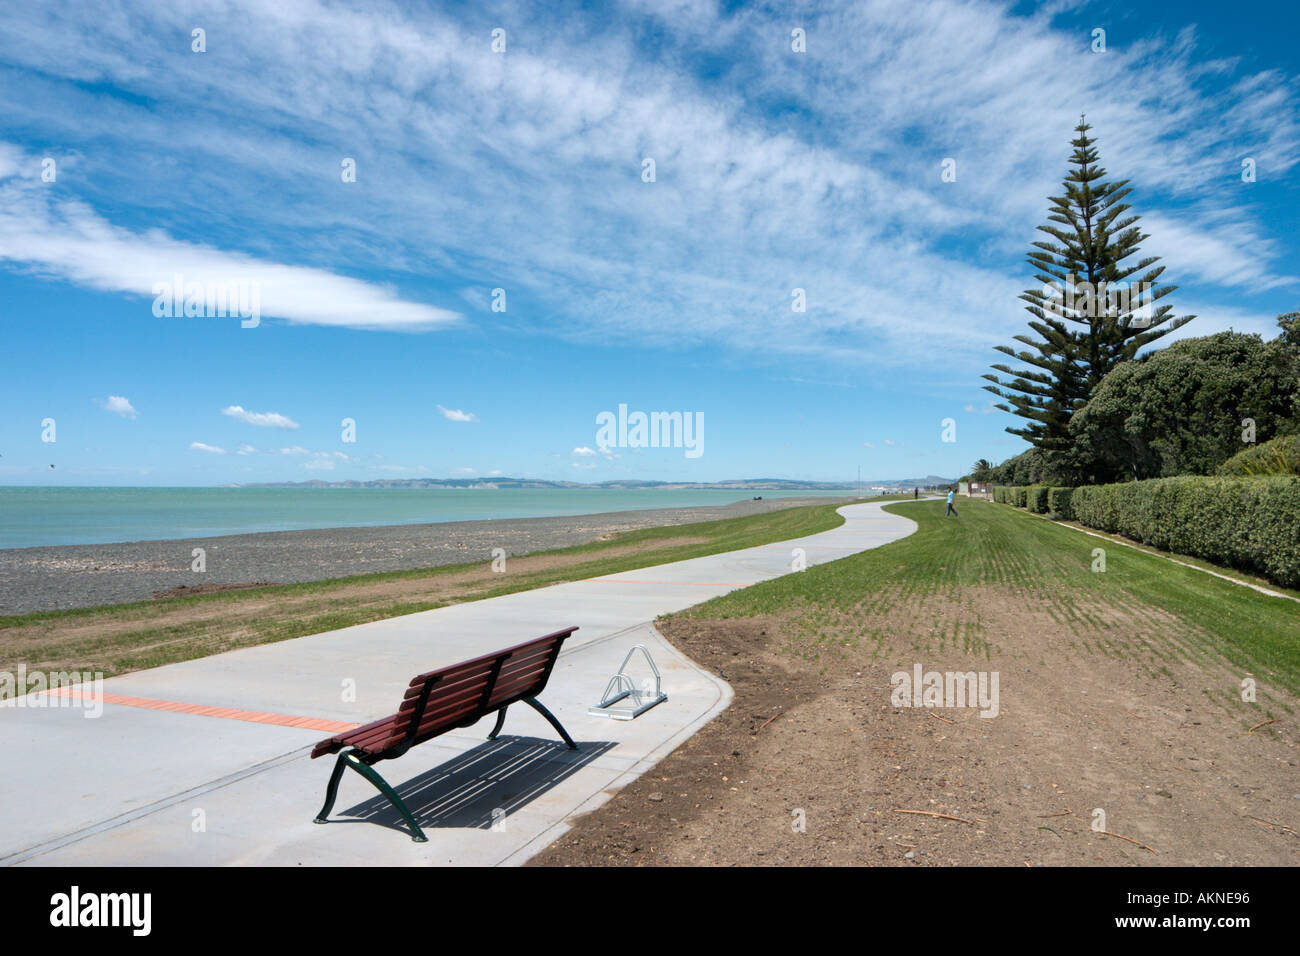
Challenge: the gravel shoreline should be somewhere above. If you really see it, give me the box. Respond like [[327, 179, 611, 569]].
[[0, 496, 855, 615]]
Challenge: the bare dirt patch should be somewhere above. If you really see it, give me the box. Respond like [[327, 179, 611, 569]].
[[152, 581, 281, 600], [531, 588, 1299, 866]]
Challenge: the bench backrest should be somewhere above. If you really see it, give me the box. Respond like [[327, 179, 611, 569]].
[[378, 626, 577, 752]]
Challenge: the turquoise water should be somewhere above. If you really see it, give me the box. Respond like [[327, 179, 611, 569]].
[[0, 487, 857, 549]]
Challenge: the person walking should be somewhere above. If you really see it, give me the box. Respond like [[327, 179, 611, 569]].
[[913, 487, 919, 500], [946, 487, 958, 517]]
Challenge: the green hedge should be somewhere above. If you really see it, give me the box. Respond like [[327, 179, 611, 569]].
[[1048, 487, 1074, 519], [993, 486, 1008, 504], [1071, 476, 1300, 588], [1026, 485, 1050, 513], [1012, 487, 1028, 508]]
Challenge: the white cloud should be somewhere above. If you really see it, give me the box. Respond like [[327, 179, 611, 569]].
[[437, 405, 479, 423], [263, 446, 354, 466], [190, 441, 225, 454], [572, 446, 597, 456], [0, 0, 1293, 385], [222, 405, 300, 429], [96, 395, 137, 419], [0, 164, 462, 332], [235, 443, 257, 455], [863, 441, 875, 448]]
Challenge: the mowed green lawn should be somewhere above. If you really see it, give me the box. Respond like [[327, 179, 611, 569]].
[[668, 498, 1300, 706]]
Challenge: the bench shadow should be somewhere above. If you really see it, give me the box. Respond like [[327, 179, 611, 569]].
[[333, 735, 617, 837]]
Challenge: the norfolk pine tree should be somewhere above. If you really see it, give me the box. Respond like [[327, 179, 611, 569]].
[[983, 117, 1195, 483]]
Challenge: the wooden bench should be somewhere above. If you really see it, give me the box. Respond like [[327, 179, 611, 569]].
[[311, 626, 579, 842]]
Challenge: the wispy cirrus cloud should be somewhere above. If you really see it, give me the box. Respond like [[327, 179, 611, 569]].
[[0, 150, 462, 332], [189, 441, 225, 454], [0, 0, 1294, 382]]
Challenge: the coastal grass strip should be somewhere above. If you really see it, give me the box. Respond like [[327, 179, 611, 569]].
[[0, 498, 904, 685]]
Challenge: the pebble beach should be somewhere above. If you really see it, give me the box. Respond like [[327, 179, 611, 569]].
[[0, 496, 852, 615]]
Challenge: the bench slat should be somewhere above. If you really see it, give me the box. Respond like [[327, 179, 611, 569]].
[[398, 629, 574, 691], [398, 668, 495, 713], [486, 668, 552, 706]]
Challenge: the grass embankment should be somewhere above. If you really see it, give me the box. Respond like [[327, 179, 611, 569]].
[[536, 497, 1300, 867], [0, 498, 887, 687], [671, 497, 1300, 708]]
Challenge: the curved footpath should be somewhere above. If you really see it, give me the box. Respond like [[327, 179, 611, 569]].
[[1, 500, 919, 866]]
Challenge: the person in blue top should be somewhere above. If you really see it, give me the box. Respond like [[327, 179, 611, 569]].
[[946, 487, 958, 517]]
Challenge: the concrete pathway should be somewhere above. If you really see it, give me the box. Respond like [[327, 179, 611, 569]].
[[1, 499, 919, 866]]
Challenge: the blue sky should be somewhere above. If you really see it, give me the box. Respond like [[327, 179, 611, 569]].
[[1, 0, 1297, 486]]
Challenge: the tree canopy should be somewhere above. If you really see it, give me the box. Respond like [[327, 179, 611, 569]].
[[1068, 324, 1297, 482]]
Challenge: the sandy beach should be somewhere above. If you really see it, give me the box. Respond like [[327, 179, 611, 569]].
[[0, 496, 852, 615]]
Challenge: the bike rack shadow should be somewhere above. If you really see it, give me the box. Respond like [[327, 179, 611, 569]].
[[333, 735, 617, 837]]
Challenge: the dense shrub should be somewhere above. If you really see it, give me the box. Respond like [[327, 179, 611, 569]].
[[1068, 329, 1299, 482], [1026, 486, 1050, 513], [1012, 487, 1028, 508], [987, 447, 1077, 486], [1218, 435, 1300, 477], [1047, 487, 1074, 519], [1071, 476, 1300, 588]]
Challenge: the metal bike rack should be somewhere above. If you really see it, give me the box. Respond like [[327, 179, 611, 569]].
[[588, 644, 668, 720]]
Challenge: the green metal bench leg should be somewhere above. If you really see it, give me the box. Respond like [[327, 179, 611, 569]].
[[314, 750, 429, 843], [524, 697, 578, 750], [313, 751, 350, 825], [487, 706, 508, 740]]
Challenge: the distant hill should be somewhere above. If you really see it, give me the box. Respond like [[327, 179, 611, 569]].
[[893, 475, 961, 489], [232, 476, 957, 490]]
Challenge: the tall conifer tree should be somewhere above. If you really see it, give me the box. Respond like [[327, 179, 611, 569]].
[[983, 117, 1194, 480]]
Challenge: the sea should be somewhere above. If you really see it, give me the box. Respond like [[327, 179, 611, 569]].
[[0, 486, 861, 549]]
